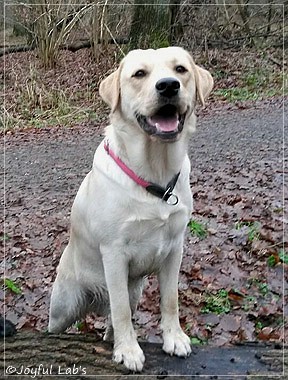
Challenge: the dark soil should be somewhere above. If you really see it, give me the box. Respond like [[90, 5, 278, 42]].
[[2, 98, 287, 347]]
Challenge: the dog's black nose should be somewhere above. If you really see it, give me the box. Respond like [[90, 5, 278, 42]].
[[155, 77, 180, 98]]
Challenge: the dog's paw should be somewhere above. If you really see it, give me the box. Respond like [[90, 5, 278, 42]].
[[162, 329, 191, 357], [113, 341, 145, 372]]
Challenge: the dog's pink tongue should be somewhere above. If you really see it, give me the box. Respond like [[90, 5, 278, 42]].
[[148, 115, 179, 132]]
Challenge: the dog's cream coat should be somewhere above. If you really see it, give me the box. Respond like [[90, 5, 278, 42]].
[[48, 47, 213, 372]]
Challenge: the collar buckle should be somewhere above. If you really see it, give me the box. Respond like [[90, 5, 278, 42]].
[[164, 192, 179, 206]]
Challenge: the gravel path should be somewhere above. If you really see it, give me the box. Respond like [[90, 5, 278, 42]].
[[4, 103, 284, 196]]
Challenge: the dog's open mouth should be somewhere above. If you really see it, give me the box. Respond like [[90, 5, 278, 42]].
[[136, 104, 186, 140]]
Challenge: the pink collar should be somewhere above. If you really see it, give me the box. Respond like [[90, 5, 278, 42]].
[[104, 140, 180, 205]]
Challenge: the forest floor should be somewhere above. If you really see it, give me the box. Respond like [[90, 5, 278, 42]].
[[1, 46, 287, 348]]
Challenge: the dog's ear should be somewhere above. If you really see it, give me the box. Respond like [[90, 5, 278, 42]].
[[99, 66, 121, 112], [193, 65, 214, 106]]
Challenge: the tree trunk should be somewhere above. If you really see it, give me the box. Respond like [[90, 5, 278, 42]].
[[129, 0, 171, 50], [1, 331, 286, 379], [169, 0, 183, 44], [235, 0, 254, 46]]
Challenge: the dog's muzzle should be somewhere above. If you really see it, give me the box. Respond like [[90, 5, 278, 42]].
[[136, 104, 186, 141]]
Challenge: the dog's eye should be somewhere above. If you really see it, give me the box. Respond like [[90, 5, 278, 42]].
[[133, 70, 146, 78], [175, 65, 188, 73]]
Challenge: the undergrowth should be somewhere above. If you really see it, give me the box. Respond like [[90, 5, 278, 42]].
[[2, 56, 104, 130], [210, 49, 285, 103]]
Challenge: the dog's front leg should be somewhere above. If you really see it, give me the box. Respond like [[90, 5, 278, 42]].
[[102, 248, 145, 372], [158, 248, 192, 357]]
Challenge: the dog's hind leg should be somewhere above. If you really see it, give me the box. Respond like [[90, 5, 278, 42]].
[[48, 274, 86, 333], [103, 314, 113, 341], [129, 278, 144, 314]]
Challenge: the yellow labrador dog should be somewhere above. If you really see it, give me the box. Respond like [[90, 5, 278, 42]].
[[48, 47, 213, 372]]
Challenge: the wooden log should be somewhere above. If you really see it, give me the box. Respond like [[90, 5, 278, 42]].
[[1, 331, 286, 379], [0, 38, 129, 57], [0, 44, 36, 56]]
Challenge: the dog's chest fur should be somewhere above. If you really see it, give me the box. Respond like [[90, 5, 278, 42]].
[[117, 203, 190, 277]]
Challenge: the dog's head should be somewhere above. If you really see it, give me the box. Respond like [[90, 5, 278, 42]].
[[99, 47, 213, 141]]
